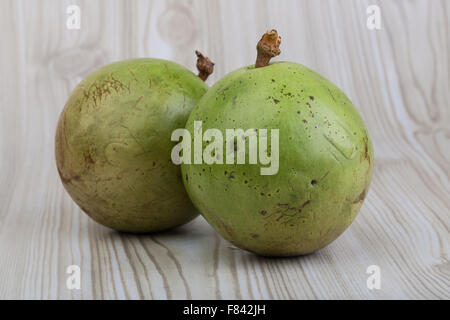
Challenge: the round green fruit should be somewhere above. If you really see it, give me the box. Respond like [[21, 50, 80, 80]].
[[56, 54, 214, 232], [181, 31, 373, 256]]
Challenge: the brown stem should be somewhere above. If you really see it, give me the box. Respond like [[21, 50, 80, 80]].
[[255, 29, 281, 68], [195, 50, 214, 81]]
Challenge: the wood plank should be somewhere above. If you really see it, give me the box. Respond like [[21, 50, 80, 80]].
[[0, 0, 448, 299]]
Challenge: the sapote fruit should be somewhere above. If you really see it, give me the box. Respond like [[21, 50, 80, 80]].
[[181, 30, 373, 256], [55, 51, 214, 232]]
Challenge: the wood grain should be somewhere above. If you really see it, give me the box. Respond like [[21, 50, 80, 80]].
[[0, 0, 448, 299]]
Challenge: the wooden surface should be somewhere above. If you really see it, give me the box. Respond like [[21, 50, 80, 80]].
[[0, 0, 449, 299]]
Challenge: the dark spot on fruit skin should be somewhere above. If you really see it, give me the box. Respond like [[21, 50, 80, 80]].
[[273, 98, 280, 104], [353, 189, 367, 204], [219, 220, 234, 237], [260, 210, 267, 215], [84, 152, 95, 165], [79, 206, 91, 216], [311, 180, 317, 186], [63, 174, 80, 184], [219, 87, 230, 100], [299, 200, 311, 210], [260, 192, 265, 196], [363, 136, 370, 164], [244, 180, 248, 184], [277, 200, 311, 213], [309, 96, 314, 101], [303, 119, 308, 124], [57, 167, 80, 185], [270, 200, 313, 224], [271, 79, 275, 83], [297, 111, 301, 115]]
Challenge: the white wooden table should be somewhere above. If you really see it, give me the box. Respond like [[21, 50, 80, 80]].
[[0, 0, 448, 299]]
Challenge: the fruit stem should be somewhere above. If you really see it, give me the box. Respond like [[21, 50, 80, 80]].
[[195, 50, 214, 81], [255, 29, 281, 68]]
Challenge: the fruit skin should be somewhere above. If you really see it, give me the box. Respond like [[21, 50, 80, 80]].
[[56, 58, 208, 232], [181, 62, 374, 256]]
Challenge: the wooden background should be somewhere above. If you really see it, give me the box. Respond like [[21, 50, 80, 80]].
[[0, 0, 448, 299]]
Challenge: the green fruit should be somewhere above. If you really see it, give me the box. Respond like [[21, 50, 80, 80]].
[[56, 56, 213, 232], [181, 31, 373, 256]]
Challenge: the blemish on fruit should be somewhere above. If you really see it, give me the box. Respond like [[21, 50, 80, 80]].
[[299, 200, 311, 211], [353, 189, 367, 204]]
